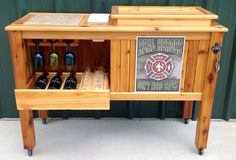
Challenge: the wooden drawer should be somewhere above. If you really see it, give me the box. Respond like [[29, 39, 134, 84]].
[[15, 72, 110, 110]]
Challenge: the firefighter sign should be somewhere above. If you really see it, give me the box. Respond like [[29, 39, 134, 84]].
[[135, 36, 185, 92]]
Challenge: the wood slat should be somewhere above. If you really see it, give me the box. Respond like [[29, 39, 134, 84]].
[[194, 40, 210, 92], [184, 40, 200, 92], [120, 40, 130, 92], [22, 31, 211, 40], [116, 19, 211, 27], [183, 40, 200, 119], [7, 23, 228, 32], [180, 40, 189, 92], [129, 40, 136, 92], [27, 40, 80, 47], [110, 40, 121, 92], [110, 92, 202, 101]]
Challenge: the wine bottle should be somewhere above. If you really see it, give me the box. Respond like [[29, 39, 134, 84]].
[[64, 72, 77, 89], [33, 40, 44, 69], [48, 71, 62, 89], [64, 40, 76, 67], [34, 73, 48, 89], [49, 40, 59, 69]]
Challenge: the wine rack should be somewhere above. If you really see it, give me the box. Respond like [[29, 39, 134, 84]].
[[16, 38, 111, 110], [27, 39, 110, 72], [5, 6, 228, 156], [15, 72, 110, 110]]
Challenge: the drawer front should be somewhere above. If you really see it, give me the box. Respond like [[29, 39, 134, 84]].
[[15, 90, 110, 110]]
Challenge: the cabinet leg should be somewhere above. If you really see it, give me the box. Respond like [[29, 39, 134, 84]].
[[195, 32, 223, 153], [183, 101, 193, 124], [38, 110, 48, 124], [195, 99, 214, 152], [19, 110, 36, 152]]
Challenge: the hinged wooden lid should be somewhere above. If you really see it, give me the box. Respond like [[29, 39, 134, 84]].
[[111, 6, 218, 27]]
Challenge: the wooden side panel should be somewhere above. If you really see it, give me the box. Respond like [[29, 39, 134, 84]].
[[180, 40, 189, 92], [195, 32, 224, 149], [111, 40, 132, 92], [129, 40, 136, 92], [183, 40, 209, 119], [120, 40, 130, 92], [194, 40, 210, 92], [184, 40, 200, 92], [9, 32, 31, 88], [110, 40, 121, 92], [183, 40, 199, 119]]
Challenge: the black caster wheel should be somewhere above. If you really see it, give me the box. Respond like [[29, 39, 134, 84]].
[[28, 149, 33, 156], [42, 118, 47, 124], [198, 149, 204, 155], [184, 118, 189, 124]]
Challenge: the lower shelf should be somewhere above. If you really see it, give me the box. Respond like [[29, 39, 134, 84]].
[[15, 89, 110, 110], [15, 72, 110, 110]]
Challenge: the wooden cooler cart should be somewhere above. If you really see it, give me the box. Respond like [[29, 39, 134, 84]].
[[5, 6, 228, 156]]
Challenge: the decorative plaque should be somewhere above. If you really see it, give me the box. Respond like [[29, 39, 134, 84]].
[[135, 36, 185, 92]]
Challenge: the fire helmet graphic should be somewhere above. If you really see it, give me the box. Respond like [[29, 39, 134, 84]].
[[145, 53, 174, 81]]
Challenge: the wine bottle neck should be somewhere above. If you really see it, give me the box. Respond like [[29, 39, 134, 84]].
[[52, 41, 56, 52], [35, 41, 40, 53], [67, 43, 71, 51]]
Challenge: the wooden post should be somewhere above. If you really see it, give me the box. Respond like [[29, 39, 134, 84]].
[[38, 110, 49, 124], [183, 101, 193, 121], [38, 110, 48, 118], [9, 31, 36, 151], [19, 110, 36, 150], [195, 32, 223, 151]]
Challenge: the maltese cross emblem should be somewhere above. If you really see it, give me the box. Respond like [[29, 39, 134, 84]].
[[145, 53, 174, 81]]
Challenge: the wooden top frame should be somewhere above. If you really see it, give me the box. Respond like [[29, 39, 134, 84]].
[[5, 7, 228, 32], [111, 6, 217, 17]]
